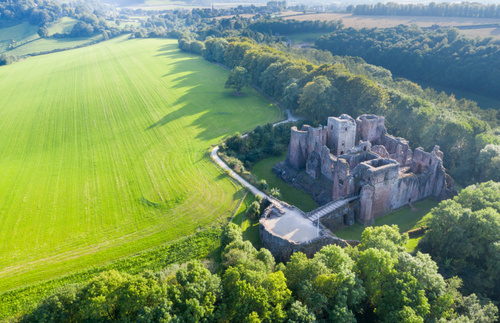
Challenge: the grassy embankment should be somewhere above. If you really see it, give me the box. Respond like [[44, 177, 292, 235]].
[[0, 36, 279, 295]]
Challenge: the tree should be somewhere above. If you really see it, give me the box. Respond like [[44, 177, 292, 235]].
[[477, 145, 500, 182], [37, 26, 49, 38], [419, 182, 500, 300], [296, 75, 335, 124], [225, 66, 250, 94], [0, 54, 14, 66], [247, 201, 261, 220]]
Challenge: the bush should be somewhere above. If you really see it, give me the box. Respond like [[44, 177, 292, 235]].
[[270, 188, 281, 199], [0, 54, 15, 66], [258, 179, 268, 191], [246, 201, 261, 220]]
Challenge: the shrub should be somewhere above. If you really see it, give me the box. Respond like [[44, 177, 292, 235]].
[[246, 201, 261, 220]]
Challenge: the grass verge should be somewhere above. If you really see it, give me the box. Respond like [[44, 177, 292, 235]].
[[251, 153, 318, 212], [335, 198, 439, 251]]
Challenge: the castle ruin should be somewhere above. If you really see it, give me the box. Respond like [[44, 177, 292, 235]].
[[260, 114, 456, 261]]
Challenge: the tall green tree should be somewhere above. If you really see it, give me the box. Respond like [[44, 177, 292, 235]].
[[225, 66, 250, 94]]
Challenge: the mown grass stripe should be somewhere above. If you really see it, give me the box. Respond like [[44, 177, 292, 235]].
[[0, 36, 280, 292]]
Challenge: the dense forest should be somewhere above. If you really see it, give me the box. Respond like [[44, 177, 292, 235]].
[[178, 30, 500, 186], [350, 2, 500, 18], [315, 25, 500, 100], [20, 182, 500, 322]]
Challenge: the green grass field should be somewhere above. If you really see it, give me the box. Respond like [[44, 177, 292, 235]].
[[0, 35, 279, 292], [335, 198, 439, 251], [251, 153, 318, 212]]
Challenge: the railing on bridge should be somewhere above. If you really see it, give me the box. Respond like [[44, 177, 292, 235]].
[[305, 194, 360, 219]]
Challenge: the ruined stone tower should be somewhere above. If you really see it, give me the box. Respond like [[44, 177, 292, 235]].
[[326, 114, 357, 156], [281, 113, 457, 226]]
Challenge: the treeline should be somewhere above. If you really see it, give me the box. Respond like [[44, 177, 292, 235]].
[[315, 25, 500, 100], [351, 2, 500, 19], [182, 35, 500, 185], [247, 19, 343, 35], [19, 186, 500, 322]]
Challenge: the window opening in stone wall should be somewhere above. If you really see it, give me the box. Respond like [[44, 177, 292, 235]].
[[343, 214, 349, 225], [363, 146, 367, 151], [345, 127, 347, 131], [340, 151, 344, 155], [429, 159, 432, 165]]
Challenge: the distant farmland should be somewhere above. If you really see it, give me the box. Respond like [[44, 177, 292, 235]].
[[281, 12, 500, 39], [0, 36, 279, 292]]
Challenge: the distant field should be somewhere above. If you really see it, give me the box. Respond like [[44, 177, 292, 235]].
[[281, 12, 500, 39], [46, 17, 78, 36], [0, 19, 102, 57], [124, 0, 262, 10], [0, 36, 279, 292], [8, 34, 103, 57], [0, 22, 38, 53]]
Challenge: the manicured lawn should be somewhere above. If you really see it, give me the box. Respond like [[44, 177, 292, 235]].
[[0, 36, 279, 293], [335, 198, 439, 247], [251, 153, 318, 212]]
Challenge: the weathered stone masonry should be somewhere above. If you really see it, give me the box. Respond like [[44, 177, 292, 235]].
[[260, 114, 457, 261]]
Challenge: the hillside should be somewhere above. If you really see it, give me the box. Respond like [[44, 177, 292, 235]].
[[0, 35, 280, 292]]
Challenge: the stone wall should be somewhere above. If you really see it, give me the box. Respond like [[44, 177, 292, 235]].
[[327, 114, 357, 155], [287, 125, 327, 170], [259, 222, 350, 262], [319, 202, 357, 232], [356, 114, 386, 144], [382, 135, 413, 166]]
